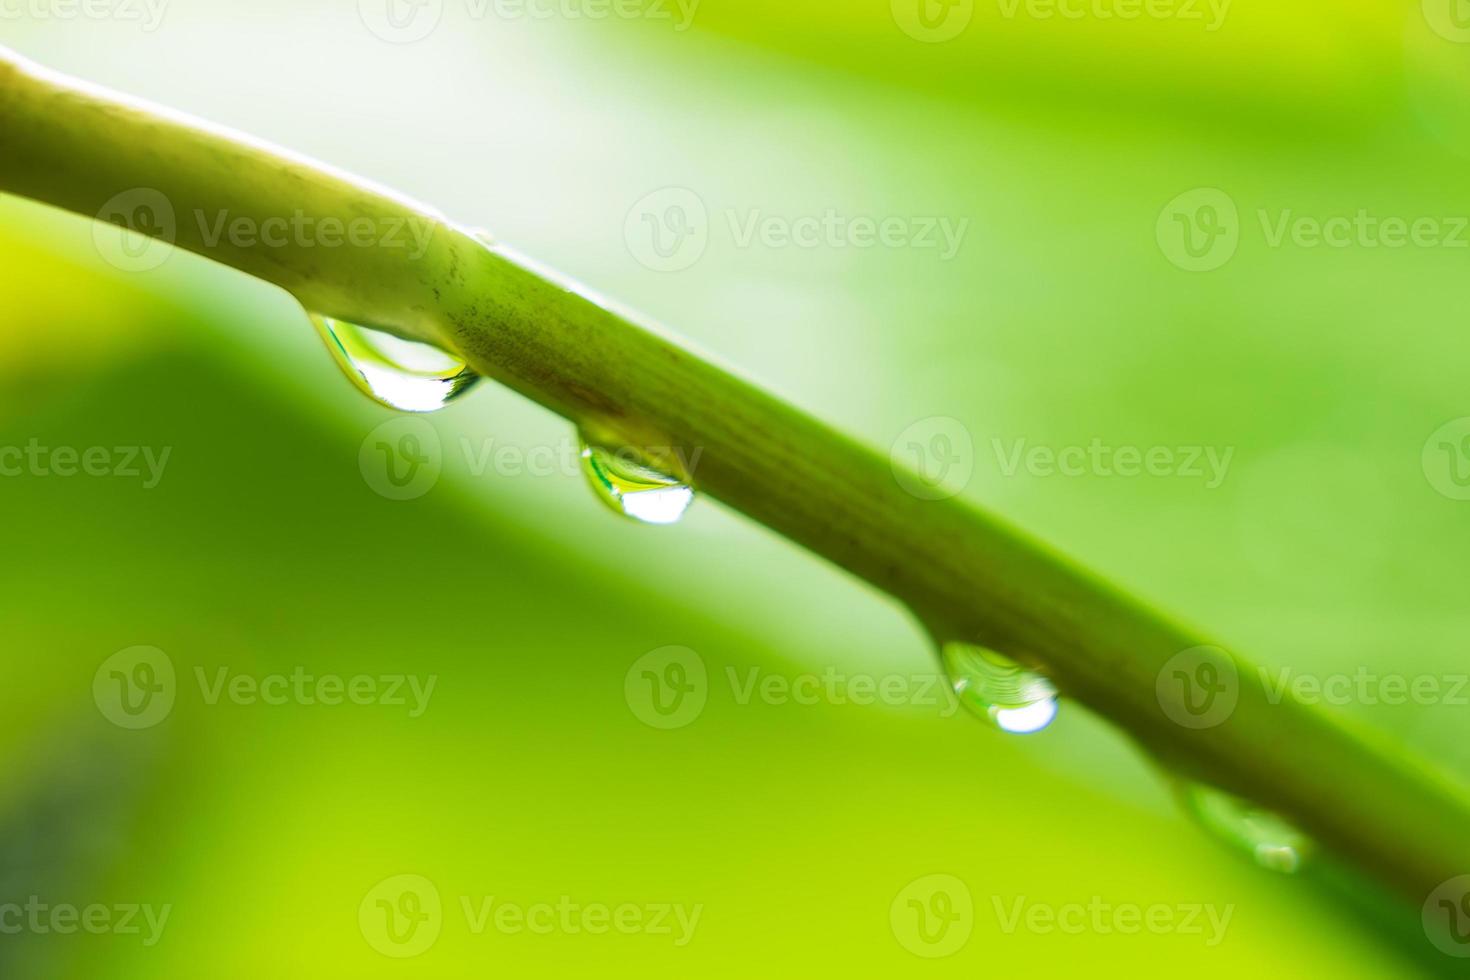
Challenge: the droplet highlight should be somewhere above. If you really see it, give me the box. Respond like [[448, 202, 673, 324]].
[[578, 433, 694, 525], [312, 314, 478, 413], [1175, 781, 1310, 874], [940, 641, 1058, 734]]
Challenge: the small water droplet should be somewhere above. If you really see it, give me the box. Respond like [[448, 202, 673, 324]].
[[1175, 780, 1310, 874], [940, 641, 1058, 734], [578, 432, 694, 525], [312, 314, 478, 413]]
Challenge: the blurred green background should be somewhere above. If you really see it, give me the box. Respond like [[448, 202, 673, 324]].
[[4, 0, 1470, 975]]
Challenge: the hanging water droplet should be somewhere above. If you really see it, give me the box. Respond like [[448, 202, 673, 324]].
[[578, 432, 694, 525], [1175, 780, 1310, 873], [940, 641, 1058, 734], [312, 314, 478, 413]]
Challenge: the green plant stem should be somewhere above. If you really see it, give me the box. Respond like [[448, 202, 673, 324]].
[[2, 48, 1466, 905]]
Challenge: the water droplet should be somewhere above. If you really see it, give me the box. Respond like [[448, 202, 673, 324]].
[[312, 314, 478, 413], [578, 432, 694, 525], [1175, 780, 1310, 874], [940, 641, 1058, 734]]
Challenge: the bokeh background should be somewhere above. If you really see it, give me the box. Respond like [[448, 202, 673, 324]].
[[4, 0, 1470, 975]]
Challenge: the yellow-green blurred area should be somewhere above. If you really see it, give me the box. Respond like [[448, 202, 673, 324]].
[[3, 0, 1470, 976]]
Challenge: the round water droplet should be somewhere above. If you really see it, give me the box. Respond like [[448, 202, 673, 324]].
[[1175, 781, 1310, 874], [578, 433, 694, 525], [940, 641, 1058, 734], [312, 314, 478, 413]]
